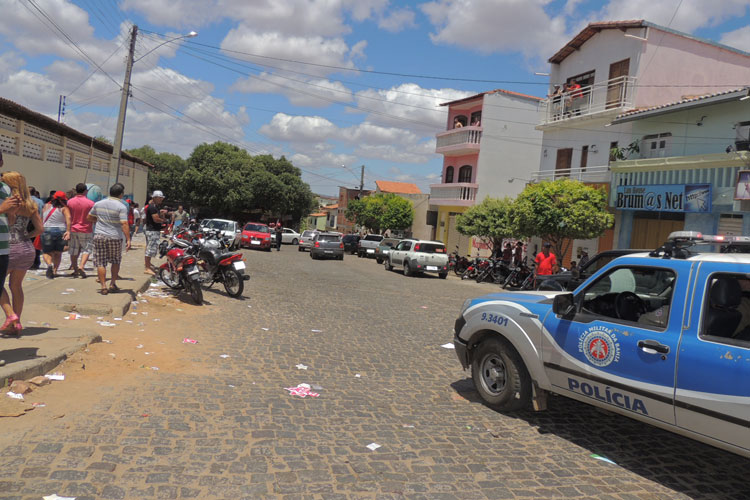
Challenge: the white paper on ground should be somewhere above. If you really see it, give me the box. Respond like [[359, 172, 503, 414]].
[[5, 391, 24, 400], [441, 343, 455, 349], [45, 374, 65, 381], [366, 443, 381, 451], [295, 364, 308, 370], [220, 354, 230, 359], [43, 494, 77, 500]]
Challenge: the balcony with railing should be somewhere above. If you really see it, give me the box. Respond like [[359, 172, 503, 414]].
[[435, 125, 482, 155], [532, 165, 611, 183], [429, 182, 478, 207], [538, 76, 637, 127]]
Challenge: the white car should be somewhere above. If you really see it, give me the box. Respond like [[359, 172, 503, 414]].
[[203, 219, 242, 250], [385, 239, 449, 278], [298, 230, 319, 252], [271, 227, 300, 245]]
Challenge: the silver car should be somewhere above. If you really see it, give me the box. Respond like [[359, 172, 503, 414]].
[[310, 232, 344, 260], [298, 230, 319, 252]]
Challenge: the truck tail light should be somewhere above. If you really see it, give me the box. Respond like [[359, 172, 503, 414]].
[[414, 244, 420, 251], [314, 242, 320, 248]]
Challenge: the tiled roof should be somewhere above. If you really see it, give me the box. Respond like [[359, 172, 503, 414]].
[[323, 204, 339, 210], [309, 212, 327, 217], [614, 87, 749, 120], [549, 20, 750, 64], [439, 88, 542, 107], [375, 180, 422, 194]]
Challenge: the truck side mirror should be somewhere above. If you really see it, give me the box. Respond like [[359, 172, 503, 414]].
[[552, 293, 576, 318]]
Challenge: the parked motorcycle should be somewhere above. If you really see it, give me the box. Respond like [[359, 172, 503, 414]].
[[475, 258, 511, 284], [449, 248, 471, 276], [502, 259, 535, 290], [461, 257, 489, 280], [195, 229, 246, 298], [158, 235, 204, 304]]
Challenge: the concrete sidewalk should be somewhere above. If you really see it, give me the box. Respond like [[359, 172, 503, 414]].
[[0, 233, 157, 385]]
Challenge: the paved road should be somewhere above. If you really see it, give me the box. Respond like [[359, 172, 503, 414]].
[[2, 247, 749, 499]]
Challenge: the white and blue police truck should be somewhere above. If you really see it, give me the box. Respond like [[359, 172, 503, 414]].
[[453, 232, 750, 458]]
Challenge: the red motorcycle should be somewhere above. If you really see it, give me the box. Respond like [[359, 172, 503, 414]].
[[158, 235, 204, 304], [194, 229, 246, 298]]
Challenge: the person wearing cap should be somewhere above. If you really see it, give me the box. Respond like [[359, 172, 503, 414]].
[[41, 191, 71, 279], [87, 183, 131, 294], [579, 248, 590, 268], [144, 190, 167, 274], [535, 242, 558, 279], [67, 183, 95, 278]]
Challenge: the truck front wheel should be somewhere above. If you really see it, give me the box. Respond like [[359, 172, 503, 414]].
[[471, 337, 531, 411]]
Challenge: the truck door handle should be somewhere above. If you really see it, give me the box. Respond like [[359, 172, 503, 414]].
[[638, 339, 670, 354]]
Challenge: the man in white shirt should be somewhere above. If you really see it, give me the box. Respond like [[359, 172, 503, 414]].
[[87, 183, 131, 294]]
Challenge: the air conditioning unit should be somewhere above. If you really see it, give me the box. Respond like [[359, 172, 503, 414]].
[[735, 121, 750, 151]]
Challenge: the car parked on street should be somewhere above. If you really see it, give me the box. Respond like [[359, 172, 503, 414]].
[[375, 237, 401, 264], [241, 222, 273, 251], [453, 231, 750, 458], [271, 227, 300, 245], [342, 234, 360, 254], [357, 234, 384, 258], [204, 219, 242, 250], [537, 249, 649, 291], [298, 230, 319, 252], [384, 239, 449, 278], [310, 232, 344, 260]]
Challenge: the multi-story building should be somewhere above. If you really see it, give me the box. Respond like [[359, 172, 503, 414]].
[[0, 97, 149, 203], [336, 186, 373, 234], [430, 89, 543, 254], [609, 87, 750, 248], [534, 20, 750, 261]]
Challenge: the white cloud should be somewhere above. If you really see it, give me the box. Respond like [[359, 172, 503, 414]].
[[290, 151, 357, 169], [351, 83, 472, 130], [420, 0, 569, 60], [378, 8, 417, 32], [260, 113, 339, 143], [720, 25, 750, 52], [230, 73, 353, 108]]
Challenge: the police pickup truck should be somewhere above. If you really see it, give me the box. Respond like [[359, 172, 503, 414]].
[[453, 232, 750, 457]]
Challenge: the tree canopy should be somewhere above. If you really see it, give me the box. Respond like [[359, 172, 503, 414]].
[[513, 178, 614, 259], [126, 142, 315, 224], [455, 197, 517, 252], [345, 193, 414, 233]]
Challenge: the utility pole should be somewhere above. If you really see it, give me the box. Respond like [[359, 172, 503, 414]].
[[57, 95, 66, 123], [359, 164, 365, 198], [108, 24, 138, 189]]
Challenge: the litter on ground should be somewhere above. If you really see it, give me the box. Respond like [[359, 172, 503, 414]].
[[366, 443, 381, 451], [5, 392, 24, 400], [590, 454, 617, 465], [45, 373, 65, 381], [182, 338, 198, 344], [295, 364, 308, 370], [284, 383, 320, 398], [441, 343, 455, 349]]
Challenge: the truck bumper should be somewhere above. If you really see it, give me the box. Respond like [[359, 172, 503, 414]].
[[454, 315, 469, 369]]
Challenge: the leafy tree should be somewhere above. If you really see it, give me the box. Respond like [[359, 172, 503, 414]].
[[513, 178, 614, 260], [125, 145, 187, 202], [94, 135, 112, 145], [456, 197, 518, 253], [345, 193, 413, 233]]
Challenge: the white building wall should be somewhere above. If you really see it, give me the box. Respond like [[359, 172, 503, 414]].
[[475, 93, 543, 201], [538, 122, 633, 174]]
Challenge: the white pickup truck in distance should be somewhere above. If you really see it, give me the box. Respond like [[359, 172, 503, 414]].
[[357, 234, 384, 258], [384, 239, 449, 279]]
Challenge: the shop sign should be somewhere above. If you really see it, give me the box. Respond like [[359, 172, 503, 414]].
[[734, 170, 750, 200], [614, 184, 711, 212]]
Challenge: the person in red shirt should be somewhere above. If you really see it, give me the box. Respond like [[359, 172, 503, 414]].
[[535, 243, 558, 277], [67, 183, 95, 278]]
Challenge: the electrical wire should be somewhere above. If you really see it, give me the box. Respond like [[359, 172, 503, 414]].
[[67, 36, 128, 97]]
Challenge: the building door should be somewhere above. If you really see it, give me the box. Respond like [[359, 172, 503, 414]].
[[555, 148, 573, 177], [718, 214, 743, 236], [630, 214, 684, 249], [607, 58, 630, 109]]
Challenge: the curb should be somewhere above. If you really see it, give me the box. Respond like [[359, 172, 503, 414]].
[[55, 275, 154, 317], [0, 332, 102, 387]]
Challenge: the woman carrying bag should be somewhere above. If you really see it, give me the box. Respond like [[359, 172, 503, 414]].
[[41, 191, 71, 279], [0, 172, 42, 334]]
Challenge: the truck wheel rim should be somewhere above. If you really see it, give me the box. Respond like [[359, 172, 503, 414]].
[[480, 354, 507, 395]]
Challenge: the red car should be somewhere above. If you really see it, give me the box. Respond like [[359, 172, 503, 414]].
[[241, 222, 273, 251]]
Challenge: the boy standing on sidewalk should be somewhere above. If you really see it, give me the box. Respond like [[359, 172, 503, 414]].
[[87, 183, 131, 295], [67, 183, 94, 278]]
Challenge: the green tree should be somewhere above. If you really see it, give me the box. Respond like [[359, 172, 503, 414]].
[[456, 197, 518, 253], [513, 178, 614, 260], [94, 135, 112, 145], [345, 193, 413, 233], [125, 145, 187, 202]]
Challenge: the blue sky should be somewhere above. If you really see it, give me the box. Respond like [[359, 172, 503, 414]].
[[1, 0, 750, 196]]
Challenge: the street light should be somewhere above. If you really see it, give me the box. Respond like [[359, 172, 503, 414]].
[[108, 26, 197, 188]]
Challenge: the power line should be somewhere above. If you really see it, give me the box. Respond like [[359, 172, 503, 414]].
[[67, 35, 128, 97]]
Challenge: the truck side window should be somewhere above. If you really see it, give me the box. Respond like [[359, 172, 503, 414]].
[[700, 274, 750, 348], [579, 266, 675, 330]]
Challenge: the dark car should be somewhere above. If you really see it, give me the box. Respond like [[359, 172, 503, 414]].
[[342, 234, 360, 254], [537, 249, 650, 291], [310, 232, 344, 260]]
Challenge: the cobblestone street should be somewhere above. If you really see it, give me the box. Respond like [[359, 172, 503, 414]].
[[1, 248, 749, 499]]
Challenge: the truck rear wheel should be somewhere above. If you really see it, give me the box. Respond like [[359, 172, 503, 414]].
[[471, 337, 531, 411]]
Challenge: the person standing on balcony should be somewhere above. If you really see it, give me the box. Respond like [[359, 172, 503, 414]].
[[549, 85, 563, 120], [568, 81, 583, 116], [453, 117, 463, 129]]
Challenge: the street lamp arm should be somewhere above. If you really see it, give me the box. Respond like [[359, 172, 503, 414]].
[[134, 31, 198, 63]]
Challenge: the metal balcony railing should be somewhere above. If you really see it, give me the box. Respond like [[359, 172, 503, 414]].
[[532, 165, 611, 183], [538, 76, 637, 126], [429, 182, 478, 206], [435, 126, 482, 153]]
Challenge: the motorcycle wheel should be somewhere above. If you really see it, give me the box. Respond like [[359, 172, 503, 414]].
[[187, 278, 203, 305], [475, 271, 486, 283], [159, 267, 183, 289], [222, 268, 244, 297], [454, 264, 467, 276]]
